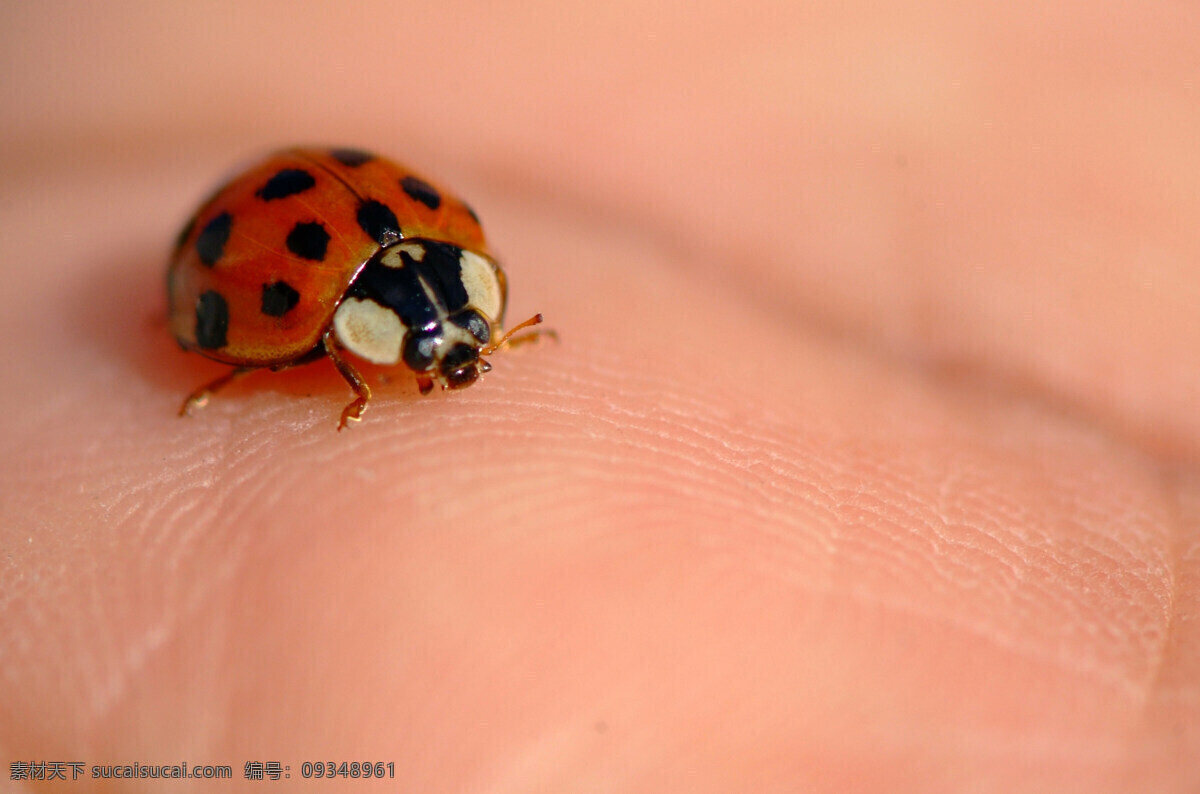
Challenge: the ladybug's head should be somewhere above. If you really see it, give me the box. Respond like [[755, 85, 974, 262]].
[[430, 311, 551, 391], [398, 311, 548, 394], [435, 341, 493, 390], [400, 310, 494, 392]]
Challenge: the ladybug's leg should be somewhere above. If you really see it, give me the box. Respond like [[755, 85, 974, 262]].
[[483, 313, 558, 355], [322, 330, 372, 431], [179, 367, 255, 417]]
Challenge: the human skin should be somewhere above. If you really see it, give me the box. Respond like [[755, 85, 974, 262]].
[[1, 1, 1198, 791]]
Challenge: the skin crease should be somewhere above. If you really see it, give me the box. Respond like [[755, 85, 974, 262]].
[[1, 1, 1199, 791]]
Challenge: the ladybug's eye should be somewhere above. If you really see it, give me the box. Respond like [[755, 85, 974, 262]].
[[403, 330, 441, 371], [451, 309, 491, 345]]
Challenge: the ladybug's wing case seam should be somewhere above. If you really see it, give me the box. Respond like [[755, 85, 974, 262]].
[[295, 149, 492, 256]]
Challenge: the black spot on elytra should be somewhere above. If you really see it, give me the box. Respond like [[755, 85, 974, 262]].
[[357, 200, 401, 247], [401, 176, 441, 211], [261, 280, 301, 317], [256, 169, 316, 201], [286, 221, 330, 261], [195, 290, 229, 349], [330, 148, 374, 167], [196, 212, 232, 267]]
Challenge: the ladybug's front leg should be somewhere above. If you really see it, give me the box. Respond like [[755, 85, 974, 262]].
[[179, 366, 255, 417], [322, 330, 372, 431]]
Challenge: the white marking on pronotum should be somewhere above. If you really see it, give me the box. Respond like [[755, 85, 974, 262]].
[[379, 241, 426, 267], [458, 250, 503, 320], [332, 297, 406, 365]]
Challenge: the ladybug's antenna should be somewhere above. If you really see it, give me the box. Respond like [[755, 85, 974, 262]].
[[483, 313, 555, 355]]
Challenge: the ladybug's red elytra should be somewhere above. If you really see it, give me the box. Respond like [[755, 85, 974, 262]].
[[168, 147, 548, 429]]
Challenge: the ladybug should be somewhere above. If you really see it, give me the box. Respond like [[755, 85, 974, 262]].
[[168, 147, 547, 430]]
